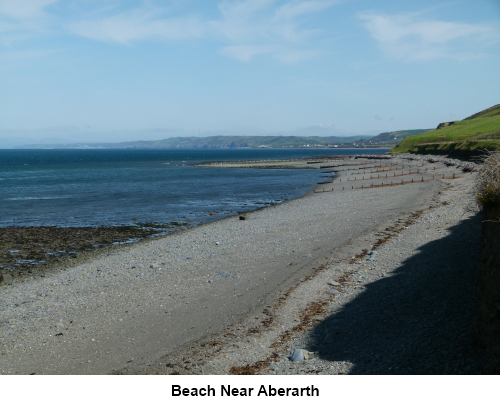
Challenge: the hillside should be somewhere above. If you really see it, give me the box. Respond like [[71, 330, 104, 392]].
[[369, 129, 432, 145], [392, 104, 500, 156], [18, 135, 373, 149]]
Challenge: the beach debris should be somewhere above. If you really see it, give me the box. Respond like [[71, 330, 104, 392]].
[[289, 349, 314, 362], [210, 212, 217, 216], [215, 242, 220, 245], [0, 273, 13, 285], [219, 271, 231, 278], [289, 349, 305, 362], [150, 263, 161, 270], [327, 280, 340, 286], [239, 215, 246, 220]]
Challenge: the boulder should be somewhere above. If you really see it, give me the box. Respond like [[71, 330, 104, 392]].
[[0, 273, 13, 285]]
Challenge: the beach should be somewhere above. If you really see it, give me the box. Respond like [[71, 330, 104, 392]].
[[0, 155, 489, 374]]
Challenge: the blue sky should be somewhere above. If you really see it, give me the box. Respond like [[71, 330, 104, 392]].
[[0, 0, 499, 146]]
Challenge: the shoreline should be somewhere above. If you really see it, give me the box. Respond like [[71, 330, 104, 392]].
[[0, 154, 357, 284], [0, 155, 487, 374]]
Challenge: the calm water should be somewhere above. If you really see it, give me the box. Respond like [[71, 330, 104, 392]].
[[0, 148, 388, 228]]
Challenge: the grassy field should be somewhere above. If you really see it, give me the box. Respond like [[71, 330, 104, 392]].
[[392, 104, 500, 156]]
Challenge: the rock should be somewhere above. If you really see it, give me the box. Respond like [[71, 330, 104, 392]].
[[327, 281, 340, 286], [437, 121, 455, 129], [219, 271, 231, 278], [0, 273, 13, 285], [290, 349, 305, 362], [239, 216, 246, 220], [150, 264, 161, 269], [329, 289, 340, 294]]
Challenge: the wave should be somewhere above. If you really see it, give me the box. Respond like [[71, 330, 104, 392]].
[[5, 196, 72, 201]]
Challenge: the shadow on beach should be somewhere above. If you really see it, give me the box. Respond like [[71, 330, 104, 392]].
[[308, 212, 491, 374]]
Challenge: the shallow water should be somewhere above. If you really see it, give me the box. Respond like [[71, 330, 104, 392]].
[[0, 148, 388, 227]]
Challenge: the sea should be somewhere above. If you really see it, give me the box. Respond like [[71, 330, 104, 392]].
[[0, 148, 389, 228]]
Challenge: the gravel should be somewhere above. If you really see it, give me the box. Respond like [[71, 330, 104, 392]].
[[0, 156, 489, 374]]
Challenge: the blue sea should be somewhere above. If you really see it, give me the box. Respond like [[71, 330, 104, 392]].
[[0, 148, 388, 228]]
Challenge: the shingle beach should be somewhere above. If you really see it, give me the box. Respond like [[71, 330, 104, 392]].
[[0, 155, 489, 374]]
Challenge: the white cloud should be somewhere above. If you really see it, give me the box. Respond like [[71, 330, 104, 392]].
[[66, 0, 337, 62], [0, 0, 57, 19], [0, 0, 58, 45], [359, 12, 500, 61], [68, 10, 206, 44], [274, 0, 335, 21], [0, 0, 338, 63], [211, 0, 336, 56]]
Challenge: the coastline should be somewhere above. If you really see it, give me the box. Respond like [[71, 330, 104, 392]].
[[0, 154, 354, 283], [0, 155, 488, 374]]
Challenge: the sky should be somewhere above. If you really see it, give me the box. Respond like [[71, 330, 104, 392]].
[[0, 0, 499, 146]]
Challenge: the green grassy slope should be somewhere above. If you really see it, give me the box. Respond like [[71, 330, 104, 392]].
[[392, 104, 500, 156], [370, 129, 432, 144]]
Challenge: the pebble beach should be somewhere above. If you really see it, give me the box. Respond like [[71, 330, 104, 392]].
[[0, 154, 489, 374]]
